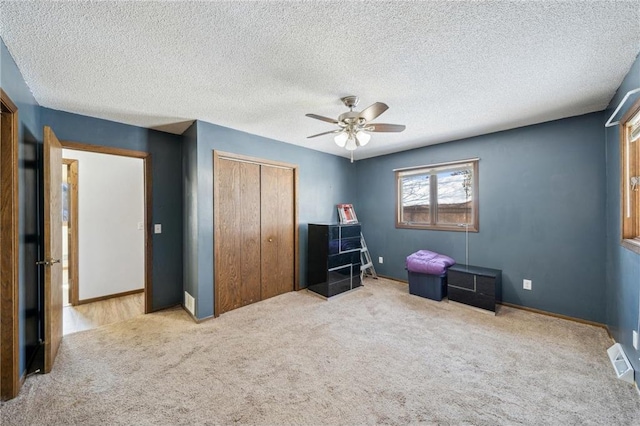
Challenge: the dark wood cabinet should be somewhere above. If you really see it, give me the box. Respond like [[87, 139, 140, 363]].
[[447, 264, 501, 313], [307, 223, 362, 298]]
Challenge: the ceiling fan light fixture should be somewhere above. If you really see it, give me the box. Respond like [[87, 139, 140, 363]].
[[306, 96, 405, 158], [334, 131, 348, 148], [356, 131, 371, 146]]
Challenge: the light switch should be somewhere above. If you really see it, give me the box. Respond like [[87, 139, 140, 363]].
[[154, 224, 162, 234], [137, 222, 144, 230]]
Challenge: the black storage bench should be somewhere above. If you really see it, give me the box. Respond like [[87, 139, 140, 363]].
[[408, 270, 447, 301], [406, 249, 455, 302]]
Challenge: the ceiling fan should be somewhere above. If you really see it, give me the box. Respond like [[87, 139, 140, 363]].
[[306, 96, 406, 162]]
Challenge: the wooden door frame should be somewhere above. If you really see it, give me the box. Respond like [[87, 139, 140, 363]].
[[213, 150, 299, 318], [62, 159, 79, 306], [0, 89, 20, 400], [59, 141, 153, 314]]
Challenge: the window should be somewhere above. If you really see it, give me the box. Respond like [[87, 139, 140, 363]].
[[621, 99, 640, 253], [396, 159, 478, 232]]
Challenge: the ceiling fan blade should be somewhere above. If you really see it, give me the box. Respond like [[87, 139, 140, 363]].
[[367, 123, 406, 132], [358, 102, 388, 122], [305, 113, 338, 124], [307, 129, 341, 139]]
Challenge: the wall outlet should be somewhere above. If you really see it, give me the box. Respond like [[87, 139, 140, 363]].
[[184, 291, 195, 315], [378, 257, 384, 264], [523, 279, 532, 290], [154, 224, 162, 234], [137, 222, 144, 230], [633, 330, 638, 350]]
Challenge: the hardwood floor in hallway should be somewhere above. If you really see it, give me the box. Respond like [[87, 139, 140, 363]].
[[63, 292, 144, 335]]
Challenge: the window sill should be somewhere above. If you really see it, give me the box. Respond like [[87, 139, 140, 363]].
[[396, 223, 479, 232], [621, 238, 640, 255]]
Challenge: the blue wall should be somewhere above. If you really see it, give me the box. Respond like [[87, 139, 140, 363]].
[[605, 53, 640, 384], [1, 38, 42, 374], [356, 112, 607, 323], [182, 122, 198, 309], [39, 108, 184, 311], [186, 120, 357, 318]]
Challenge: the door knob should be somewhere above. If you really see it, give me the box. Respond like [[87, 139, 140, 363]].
[[268, 238, 273, 242], [36, 258, 61, 266]]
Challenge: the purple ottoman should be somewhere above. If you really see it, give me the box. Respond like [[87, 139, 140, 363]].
[[406, 250, 456, 301]]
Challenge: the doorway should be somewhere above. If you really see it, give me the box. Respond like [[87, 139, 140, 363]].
[[59, 143, 149, 335], [213, 151, 299, 316]]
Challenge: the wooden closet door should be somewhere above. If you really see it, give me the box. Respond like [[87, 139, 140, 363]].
[[260, 165, 294, 299], [217, 158, 261, 314]]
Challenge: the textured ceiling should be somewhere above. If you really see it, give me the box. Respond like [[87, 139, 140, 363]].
[[1, 1, 639, 161]]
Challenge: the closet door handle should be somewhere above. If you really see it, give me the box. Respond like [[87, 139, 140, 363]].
[[268, 238, 273, 242]]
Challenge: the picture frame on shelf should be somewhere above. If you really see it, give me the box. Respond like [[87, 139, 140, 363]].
[[337, 203, 358, 224]]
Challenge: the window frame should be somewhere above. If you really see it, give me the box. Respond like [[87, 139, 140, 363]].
[[621, 98, 640, 254], [395, 159, 479, 232]]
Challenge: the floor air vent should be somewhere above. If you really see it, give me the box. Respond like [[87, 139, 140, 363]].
[[607, 343, 634, 384]]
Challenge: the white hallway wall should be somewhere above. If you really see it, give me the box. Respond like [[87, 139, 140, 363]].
[[62, 149, 145, 300]]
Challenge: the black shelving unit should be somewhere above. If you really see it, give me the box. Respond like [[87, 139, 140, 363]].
[[307, 223, 362, 298]]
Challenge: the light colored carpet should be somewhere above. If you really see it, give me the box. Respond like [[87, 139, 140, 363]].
[[2, 278, 639, 425]]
